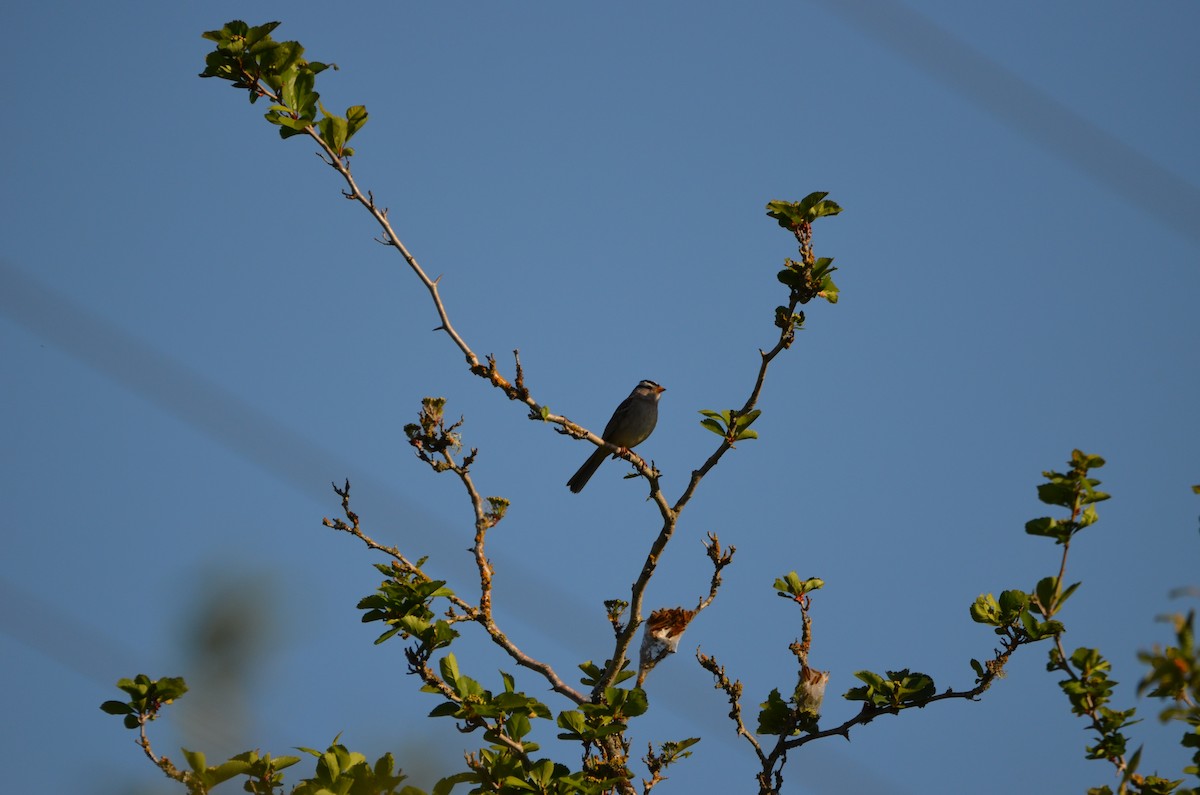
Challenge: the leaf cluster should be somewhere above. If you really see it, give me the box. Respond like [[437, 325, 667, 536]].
[[358, 561, 460, 648], [1137, 610, 1200, 790], [181, 748, 301, 795], [427, 656, 552, 744], [291, 742, 415, 795], [1025, 449, 1110, 544], [423, 657, 659, 794], [1051, 647, 1139, 761], [765, 194, 843, 229], [767, 194, 842, 306], [404, 398, 464, 461], [698, 408, 761, 445], [772, 572, 824, 601], [756, 681, 825, 737], [966, 450, 1107, 686], [843, 669, 936, 710], [100, 674, 188, 729], [200, 20, 367, 158], [102, 678, 418, 795], [969, 583, 1067, 643]]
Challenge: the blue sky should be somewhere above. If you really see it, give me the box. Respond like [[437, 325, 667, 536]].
[[2, 2, 1198, 793]]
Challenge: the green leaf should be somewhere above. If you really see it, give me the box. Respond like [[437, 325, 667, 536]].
[[245, 21, 282, 47], [200, 21, 250, 44], [319, 110, 349, 154], [373, 626, 401, 645], [99, 700, 133, 715], [116, 675, 148, 697], [506, 712, 532, 741], [1036, 481, 1076, 507], [209, 759, 251, 785], [453, 673, 484, 700], [756, 688, 795, 735], [1020, 609, 1044, 638], [528, 759, 555, 786], [970, 593, 1002, 625], [612, 667, 637, 685], [280, 66, 317, 119], [1025, 516, 1068, 542], [731, 410, 762, 441], [1034, 576, 1059, 615], [439, 654, 461, 688], [733, 409, 761, 432], [819, 273, 840, 303], [854, 670, 885, 687], [556, 710, 586, 740], [577, 661, 603, 687], [896, 671, 935, 702], [266, 112, 313, 132], [501, 776, 538, 792], [320, 748, 342, 780], [433, 771, 477, 795], [776, 268, 805, 289], [346, 104, 369, 138], [621, 687, 649, 718], [156, 676, 189, 701], [1069, 646, 1107, 675], [182, 747, 207, 774], [399, 615, 431, 636], [998, 589, 1029, 622], [844, 669, 886, 704], [1058, 581, 1081, 608]]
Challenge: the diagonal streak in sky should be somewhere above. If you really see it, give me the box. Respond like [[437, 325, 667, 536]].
[[813, 0, 1200, 248]]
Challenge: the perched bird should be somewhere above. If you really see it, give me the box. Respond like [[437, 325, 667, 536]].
[[567, 379, 665, 493]]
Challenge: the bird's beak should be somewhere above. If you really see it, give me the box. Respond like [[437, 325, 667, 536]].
[[655, 384, 666, 394]]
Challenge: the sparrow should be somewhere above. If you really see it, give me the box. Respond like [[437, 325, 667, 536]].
[[567, 379, 664, 493]]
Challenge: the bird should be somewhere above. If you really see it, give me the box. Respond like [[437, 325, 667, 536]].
[[567, 379, 665, 493]]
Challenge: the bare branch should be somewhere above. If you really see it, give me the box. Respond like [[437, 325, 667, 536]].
[[697, 533, 736, 612], [697, 652, 764, 759]]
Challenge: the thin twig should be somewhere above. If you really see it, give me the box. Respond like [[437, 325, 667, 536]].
[[448, 452, 588, 705], [673, 293, 800, 518], [136, 716, 187, 787]]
